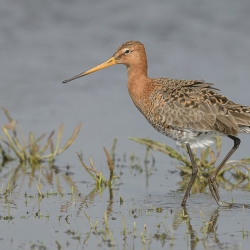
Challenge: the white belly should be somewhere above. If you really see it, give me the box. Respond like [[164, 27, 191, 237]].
[[156, 126, 224, 149]]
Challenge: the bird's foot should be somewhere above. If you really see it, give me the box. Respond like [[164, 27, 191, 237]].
[[217, 200, 232, 207], [208, 175, 234, 207]]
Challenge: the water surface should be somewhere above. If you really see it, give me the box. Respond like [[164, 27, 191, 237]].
[[1, 0, 250, 249]]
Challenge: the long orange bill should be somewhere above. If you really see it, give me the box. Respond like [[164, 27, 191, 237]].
[[62, 56, 117, 83]]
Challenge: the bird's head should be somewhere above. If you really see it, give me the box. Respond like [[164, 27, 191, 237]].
[[62, 40, 146, 83]]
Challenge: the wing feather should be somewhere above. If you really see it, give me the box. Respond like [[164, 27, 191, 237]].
[[148, 79, 240, 135]]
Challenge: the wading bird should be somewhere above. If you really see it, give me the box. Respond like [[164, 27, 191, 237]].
[[63, 41, 250, 206]]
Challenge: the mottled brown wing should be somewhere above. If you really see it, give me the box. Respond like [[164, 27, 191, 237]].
[[150, 79, 240, 135], [163, 100, 239, 135]]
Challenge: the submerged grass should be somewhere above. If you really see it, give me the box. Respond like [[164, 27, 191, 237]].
[[1, 134, 250, 249], [130, 137, 250, 178], [130, 137, 250, 191], [0, 108, 82, 196], [77, 145, 118, 189], [0, 108, 82, 165]]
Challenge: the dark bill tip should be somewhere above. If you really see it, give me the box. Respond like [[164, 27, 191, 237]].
[[62, 72, 85, 84]]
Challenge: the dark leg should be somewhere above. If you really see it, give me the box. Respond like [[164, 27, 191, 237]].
[[181, 143, 198, 206], [208, 135, 241, 206]]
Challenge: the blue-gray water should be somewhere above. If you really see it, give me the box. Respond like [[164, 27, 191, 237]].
[[1, 0, 250, 249]]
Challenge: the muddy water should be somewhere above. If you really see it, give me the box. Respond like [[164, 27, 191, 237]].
[[1, 0, 250, 249]]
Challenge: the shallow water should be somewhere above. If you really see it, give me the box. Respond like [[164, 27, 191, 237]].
[[1, 0, 250, 249], [1, 157, 250, 249]]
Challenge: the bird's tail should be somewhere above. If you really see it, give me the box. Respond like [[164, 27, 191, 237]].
[[228, 105, 250, 134], [239, 126, 250, 133]]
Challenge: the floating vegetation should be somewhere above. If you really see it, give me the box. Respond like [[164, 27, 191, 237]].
[[0, 108, 82, 165]]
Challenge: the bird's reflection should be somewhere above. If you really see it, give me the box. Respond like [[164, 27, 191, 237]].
[[181, 207, 220, 250]]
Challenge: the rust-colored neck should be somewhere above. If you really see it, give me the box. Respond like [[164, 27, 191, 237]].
[[126, 55, 150, 112], [126, 49, 148, 78]]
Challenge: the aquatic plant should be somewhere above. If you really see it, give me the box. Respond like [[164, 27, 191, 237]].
[[130, 137, 250, 190], [0, 108, 82, 165], [77, 145, 117, 189]]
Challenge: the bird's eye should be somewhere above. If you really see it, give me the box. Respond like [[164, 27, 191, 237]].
[[124, 49, 131, 55]]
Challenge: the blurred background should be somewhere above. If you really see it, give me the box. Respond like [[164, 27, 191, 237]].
[[1, 0, 250, 167], [1, 2, 250, 248]]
